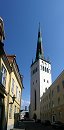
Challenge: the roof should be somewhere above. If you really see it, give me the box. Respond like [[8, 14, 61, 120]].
[[6, 55, 16, 64]]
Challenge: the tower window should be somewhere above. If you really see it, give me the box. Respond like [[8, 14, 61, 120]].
[[45, 67, 46, 72], [47, 68, 49, 73], [44, 79, 45, 82], [33, 82, 34, 85], [36, 67, 37, 72], [33, 67, 38, 75], [49, 69, 51, 74], [47, 80, 49, 83], [43, 66, 44, 71], [40, 65, 42, 70], [36, 80, 37, 83]]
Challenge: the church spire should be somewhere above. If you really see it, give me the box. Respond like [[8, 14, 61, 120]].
[[35, 23, 44, 61]]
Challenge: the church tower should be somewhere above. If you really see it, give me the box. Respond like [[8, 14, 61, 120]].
[[30, 24, 52, 119]]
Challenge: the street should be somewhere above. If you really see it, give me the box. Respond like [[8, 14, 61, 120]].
[[14, 120, 56, 130]]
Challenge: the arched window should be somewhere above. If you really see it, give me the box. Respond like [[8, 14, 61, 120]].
[[43, 66, 44, 71], [45, 67, 46, 72], [47, 68, 49, 73]]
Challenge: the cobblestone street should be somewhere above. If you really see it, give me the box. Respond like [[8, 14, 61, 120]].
[[14, 121, 56, 130]]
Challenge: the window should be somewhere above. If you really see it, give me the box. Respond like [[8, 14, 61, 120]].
[[33, 67, 38, 75], [58, 97, 60, 105], [44, 79, 45, 82], [43, 66, 44, 71], [49, 69, 51, 73], [49, 93, 50, 99], [62, 80, 64, 88], [40, 65, 42, 70], [57, 85, 60, 92], [16, 86, 18, 98], [36, 67, 37, 72], [47, 68, 49, 73], [49, 102, 50, 108], [36, 80, 37, 83], [34, 90, 36, 110], [33, 82, 34, 85], [19, 91, 20, 101], [45, 67, 46, 72], [63, 94, 64, 99], [14, 105, 16, 113], [9, 104, 13, 119], [47, 80, 49, 83], [1, 64, 7, 87], [52, 90, 54, 97], [11, 78, 15, 93], [52, 101, 54, 107]]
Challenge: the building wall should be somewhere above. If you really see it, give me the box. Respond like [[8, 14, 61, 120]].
[[40, 87, 51, 121], [7, 68, 22, 130], [0, 56, 22, 130], [40, 70, 64, 123], [0, 57, 11, 130]]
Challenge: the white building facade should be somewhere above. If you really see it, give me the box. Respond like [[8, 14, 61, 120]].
[[30, 25, 52, 119]]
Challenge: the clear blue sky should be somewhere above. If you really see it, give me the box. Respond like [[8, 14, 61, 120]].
[[0, 0, 64, 108]]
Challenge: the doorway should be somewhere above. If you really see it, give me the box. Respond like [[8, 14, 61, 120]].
[[52, 115, 56, 122]]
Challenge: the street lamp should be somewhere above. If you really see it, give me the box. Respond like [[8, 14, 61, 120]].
[[12, 94, 16, 103], [9, 94, 16, 104]]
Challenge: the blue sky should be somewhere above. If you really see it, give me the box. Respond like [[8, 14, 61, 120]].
[[0, 0, 64, 109]]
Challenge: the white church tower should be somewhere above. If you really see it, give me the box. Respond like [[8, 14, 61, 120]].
[[30, 24, 52, 119]]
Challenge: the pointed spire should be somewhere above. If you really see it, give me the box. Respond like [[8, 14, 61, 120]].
[[35, 23, 44, 60], [38, 22, 41, 38]]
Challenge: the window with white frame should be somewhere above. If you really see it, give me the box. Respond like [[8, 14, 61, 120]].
[[19, 91, 20, 101], [16, 86, 18, 98], [9, 104, 13, 119], [11, 78, 15, 94], [1, 64, 7, 87]]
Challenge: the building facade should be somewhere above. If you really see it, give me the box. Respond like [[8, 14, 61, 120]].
[[40, 70, 64, 123], [0, 53, 11, 130], [0, 17, 23, 130], [7, 55, 23, 130], [30, 25, 52, 119]]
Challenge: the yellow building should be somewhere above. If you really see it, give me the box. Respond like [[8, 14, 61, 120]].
[[0, 17, 23, 130], [0, 53, 11, 130], [40, 70, 64, 123], [40, 87, 51, 122], [7, 55, 23, 130], [0, 53, 23, 130]]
